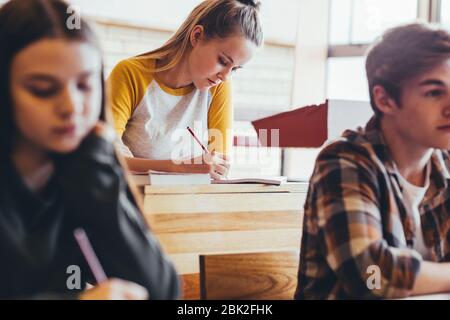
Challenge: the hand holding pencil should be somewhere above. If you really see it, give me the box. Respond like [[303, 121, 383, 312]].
[[75, 228, 149, 300], [186, 127, 230, 180]]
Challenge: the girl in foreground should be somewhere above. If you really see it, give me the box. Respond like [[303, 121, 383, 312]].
[[0, 0, 179, 299]]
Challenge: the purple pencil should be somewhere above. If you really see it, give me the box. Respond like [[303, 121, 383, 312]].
[[74, 228, 107, 284]]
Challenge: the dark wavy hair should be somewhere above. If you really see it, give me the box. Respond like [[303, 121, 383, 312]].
[[0, 0, 106, 159]]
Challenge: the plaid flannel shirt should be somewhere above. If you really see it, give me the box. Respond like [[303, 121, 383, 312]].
[[295, 117, 450, 299]]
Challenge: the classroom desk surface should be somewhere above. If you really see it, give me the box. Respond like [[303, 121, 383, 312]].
[[398, 293, 450, 300], [141, 183, 308, 299]]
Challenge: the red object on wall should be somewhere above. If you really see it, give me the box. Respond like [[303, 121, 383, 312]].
[[251, 101, 328, 148]]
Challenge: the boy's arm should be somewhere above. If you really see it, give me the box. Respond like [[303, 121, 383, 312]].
[[412, 261, 450, 295]]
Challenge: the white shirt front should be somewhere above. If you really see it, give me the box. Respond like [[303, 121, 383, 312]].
[[397, 164, 432, 260], [121, 80, 210, 160]]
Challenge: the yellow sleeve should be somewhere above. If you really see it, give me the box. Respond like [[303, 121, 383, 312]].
[[208, 80, 233, 155], [107, 58, 153, 137]]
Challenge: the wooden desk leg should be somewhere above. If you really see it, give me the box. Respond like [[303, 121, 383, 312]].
[[181, 274, 200, 300]]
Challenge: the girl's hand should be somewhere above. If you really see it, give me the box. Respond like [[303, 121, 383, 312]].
[[179, 152, 229, 180], [173, 152, 230, 179], [206, 151, 230, 180], [79, 278, 149, 300]]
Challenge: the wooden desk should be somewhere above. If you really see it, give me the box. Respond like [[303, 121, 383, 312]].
[[398, 293, 450, 300], [141, 183, 307, 299]]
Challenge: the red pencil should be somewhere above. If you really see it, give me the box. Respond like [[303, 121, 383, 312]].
[[187, 126, 209, 154]]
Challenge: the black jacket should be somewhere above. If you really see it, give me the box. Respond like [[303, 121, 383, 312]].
[[0, 134, 180, 299]]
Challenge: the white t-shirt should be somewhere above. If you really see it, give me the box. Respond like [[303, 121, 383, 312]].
[[108, 57, 233, 160], [397, 164, 432, 260]]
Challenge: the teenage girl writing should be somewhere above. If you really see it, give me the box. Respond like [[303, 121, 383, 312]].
[[108, 0, 263, 179]]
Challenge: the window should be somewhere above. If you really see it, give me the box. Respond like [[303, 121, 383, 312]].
[[327, 0, 419, 101], [326, 56, 368, 101], [329, 0, 419, 45], [441, 0, 450, 30]]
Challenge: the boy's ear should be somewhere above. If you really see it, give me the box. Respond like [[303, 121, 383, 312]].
[[372, 85, 399, 116], [190, 25, 205, 47]]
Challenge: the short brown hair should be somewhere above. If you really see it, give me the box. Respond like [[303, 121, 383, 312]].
[[366, 23, 450, 116]]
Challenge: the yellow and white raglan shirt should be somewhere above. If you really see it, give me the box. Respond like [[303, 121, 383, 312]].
[[107, 56, 233, 160]]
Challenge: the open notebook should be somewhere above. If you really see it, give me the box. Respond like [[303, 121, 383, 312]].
[[129, 171, 287, 186]]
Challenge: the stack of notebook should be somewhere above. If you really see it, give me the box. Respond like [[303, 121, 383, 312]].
[[129, 170, 209, 186], [129, 170, 287, 186], [212, 176, 287, 185]]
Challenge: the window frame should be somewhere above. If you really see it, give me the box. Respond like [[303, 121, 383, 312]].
[[324, 0, 441, 103], [327, 0, 440, 60]]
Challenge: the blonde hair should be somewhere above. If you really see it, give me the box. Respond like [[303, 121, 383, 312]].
[[138, 0, 263, 72]]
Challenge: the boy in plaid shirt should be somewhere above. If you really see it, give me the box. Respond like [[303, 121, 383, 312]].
[[296, 23, 450, 299]]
